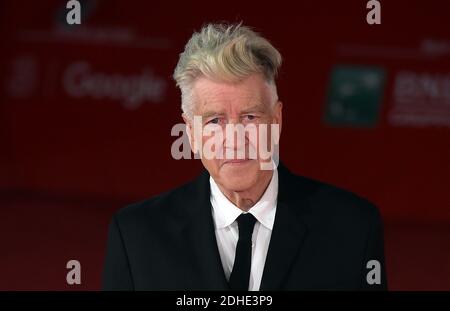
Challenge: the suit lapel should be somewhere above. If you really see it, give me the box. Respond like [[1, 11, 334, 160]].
[[179, 163, 310, 291], [259, 164, 310, 290], [181, 170, 230, 290]]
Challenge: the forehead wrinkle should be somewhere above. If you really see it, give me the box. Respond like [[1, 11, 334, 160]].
[[198, 92, 260, 113], [191, 74, 272, 116]]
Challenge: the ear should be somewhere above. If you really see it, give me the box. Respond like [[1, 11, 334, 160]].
[[182, 113, 197, 154], [273, 101, 282, 143]]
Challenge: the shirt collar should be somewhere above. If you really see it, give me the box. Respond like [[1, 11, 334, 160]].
[[210, 168, 278, 230]]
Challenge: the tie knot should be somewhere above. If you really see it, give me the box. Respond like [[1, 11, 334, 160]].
[[236, 213, 257, 237]]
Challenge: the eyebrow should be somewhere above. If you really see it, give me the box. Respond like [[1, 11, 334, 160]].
[[240, 104, 267, 114], [199, 103, 267, 119], [201, 111, 226, 120]]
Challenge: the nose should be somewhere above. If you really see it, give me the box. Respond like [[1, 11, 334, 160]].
[[223, 120, 247, 159]]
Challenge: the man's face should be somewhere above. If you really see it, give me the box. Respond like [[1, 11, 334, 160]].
[[184, 73, 282, 193]]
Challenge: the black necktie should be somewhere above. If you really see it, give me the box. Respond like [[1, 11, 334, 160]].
[[229, 213, 257, 290]]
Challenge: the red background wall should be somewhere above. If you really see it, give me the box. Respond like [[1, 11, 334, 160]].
[[0, 0, 449, 290]]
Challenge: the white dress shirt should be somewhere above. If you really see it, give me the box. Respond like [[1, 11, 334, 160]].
[[209, 169, 278, 291]]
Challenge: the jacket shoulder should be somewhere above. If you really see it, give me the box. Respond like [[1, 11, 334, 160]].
[[113, 174, 202, 228], [286, 170, 381, 224]]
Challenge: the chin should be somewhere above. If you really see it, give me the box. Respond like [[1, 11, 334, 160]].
[[219, 164, 259, 192]]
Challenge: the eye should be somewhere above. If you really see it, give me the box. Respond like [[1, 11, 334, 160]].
[[244, 114, 256, 121], [207, 117, 220, 124]]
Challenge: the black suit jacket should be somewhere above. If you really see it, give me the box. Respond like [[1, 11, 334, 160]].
[[102, 163, 387, 290]]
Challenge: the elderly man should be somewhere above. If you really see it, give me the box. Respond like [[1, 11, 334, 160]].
[[102, 23, 387, 291]]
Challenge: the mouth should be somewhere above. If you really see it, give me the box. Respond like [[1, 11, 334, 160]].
[[222, 159, 253, 166]]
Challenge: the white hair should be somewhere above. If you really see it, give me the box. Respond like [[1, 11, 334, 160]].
[[173, 22, 282, 118]]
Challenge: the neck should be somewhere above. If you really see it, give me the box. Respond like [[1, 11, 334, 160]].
[[217, 170, 273, 212]]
